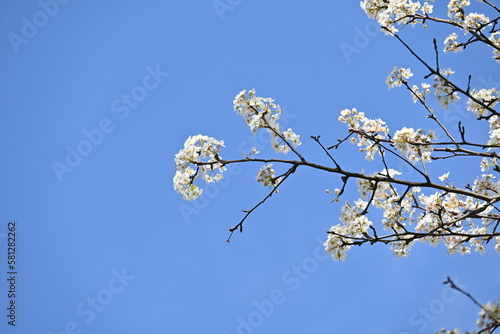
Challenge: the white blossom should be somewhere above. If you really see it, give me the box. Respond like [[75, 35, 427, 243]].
[[489, 31, 500, 62], [472, 174, 500, 195], [467, 87, 499, 118], [233, 89, 301, 154], [443, 32, 463, 53], [462, 12, 490, 35], [480, 157, 498, 172], [476, 300, 500, 329], [447, 0, 470, 22], [360, 0, 428, 34], [387, 67, 414, 89], [393, 127, 436, 164], [439, 172, 450, 182], [339, 108, 389, 161], [434, 68, 460, 109], [173, 135, 226, 201], [256, 164, 281, 187], [410, 83, 431, 103]]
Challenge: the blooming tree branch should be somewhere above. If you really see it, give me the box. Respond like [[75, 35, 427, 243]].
[[173, 2, 500, 332]]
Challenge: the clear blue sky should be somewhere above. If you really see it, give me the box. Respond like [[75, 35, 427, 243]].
[[0, 1, 498, 333]]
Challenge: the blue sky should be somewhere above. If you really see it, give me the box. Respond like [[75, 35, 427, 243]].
[[0, 1, 499, 333]]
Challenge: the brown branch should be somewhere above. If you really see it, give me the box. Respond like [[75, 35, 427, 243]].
[[249, 105, 306, 162], [195, 157, 497, 202], [226, 163, 298, 242], [443, 277, 500, 333], [387, 30, 500, 117], [311, 135, 341, 169]]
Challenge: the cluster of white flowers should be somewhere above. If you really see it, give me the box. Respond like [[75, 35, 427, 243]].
[[415, 191, 493, 255], [463, 12, 490, 34], [233, 89, 301, 154], [281, 128, 301, 147], [360, 170, 416, 224], [391, 238, 415, 258], [325, 160, 500, 260], [360, 0, 433, 34], [362, 0, 499, 63], [386, 66, 462, 111], [326, 169, 423, 260], [472, 173, 500, 196], [173, 135, 226, 201], [410, 82, 432, 103], [324, 199, 373, 261], [490, 31, 500, 63], [387, 67, 435, 104], [256, 164, 281, 188], [446, 1, 499, 63], [443, 32, 463, 53], [436, 328, 461, 334], [447, 0, 470, 22], [338, 108, 389, 161], [467, 88, 499, 118], [393, 126, 436, 164], [386, 66, 414, 88], [324, 225, 351, 261], [476, 299, 500, 331], [174, 90, 304, 202], [488, 116, 500, 147], [434, 68, 460, 109], [480, 157, 498, 172]]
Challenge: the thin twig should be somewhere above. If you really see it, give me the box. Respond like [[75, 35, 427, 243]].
[[226, 163, 298, 242], [311, 135, 341, 169], [443, 277, 500, 325]]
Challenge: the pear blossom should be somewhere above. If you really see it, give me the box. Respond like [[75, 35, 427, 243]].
[[439, 172, 450, 182], [443, 32, 463, 53], [489, 31, 500, 62], [393, 127, 436, 164], [410, 83, 431, 103], [481, 157, 497, 172], [421, 2, 433, 15], [256, 164, 281, 187], [463, 12, 490, 34], [173, 135, 226, 201], [434, 69, 460, 109], [339, 108, 389, 161], [387, 67, 414, 88], [447, 0, 470, 22], [325, 200, 373, 261], [360, 0, 429, 34], [467, 87, 499, 118], [233, 89, 301, 154], [475, 299, 500, 330]]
